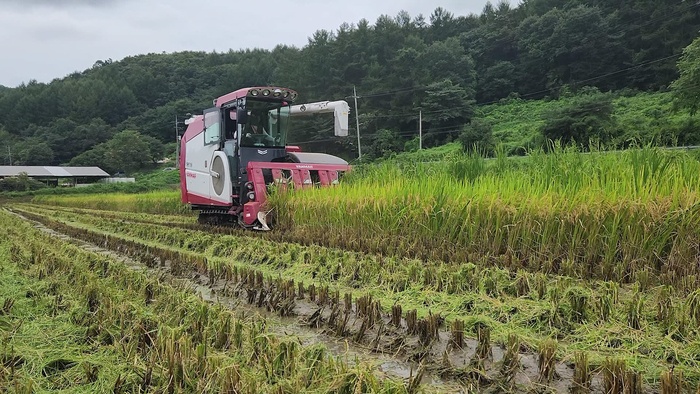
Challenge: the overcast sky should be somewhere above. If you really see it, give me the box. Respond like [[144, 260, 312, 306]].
[[0, 0, 501, 87]]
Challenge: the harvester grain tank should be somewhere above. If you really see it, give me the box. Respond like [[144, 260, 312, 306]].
[[179, 87, 351, 229]]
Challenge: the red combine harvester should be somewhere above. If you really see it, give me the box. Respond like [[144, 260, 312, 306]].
[[179, 87, 351, 229]]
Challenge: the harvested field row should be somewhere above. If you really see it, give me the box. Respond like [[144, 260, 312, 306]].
[[11, 204, 700, 392], [10, 208, 562, 393], [0, 209, 418, 394]]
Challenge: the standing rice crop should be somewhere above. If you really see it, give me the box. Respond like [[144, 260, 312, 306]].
[[272, 147, 700, 289], [34, 190, 187, 215]]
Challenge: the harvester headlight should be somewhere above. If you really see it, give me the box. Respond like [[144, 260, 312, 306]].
[[282, 91, 290, 98], [245, 182, 254, 190], [273, 89, 282, 97], [290, 92, 297, 101], [247, 191, 255, 201], [262, 89, 271, 96], [250, 89, 259, 96]]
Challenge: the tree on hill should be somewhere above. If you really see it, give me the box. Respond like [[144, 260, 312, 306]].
[[419, 79, 475, 147], [70, 130, 165, 174], [14, 138, 54, 165], [0, 2, 698, 161], [366, 129, 403, 159], [70, 144, 110, 171], [671, 37, 700, 115]]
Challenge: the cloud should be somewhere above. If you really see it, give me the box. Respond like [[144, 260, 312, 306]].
[[1, 0, 122, 7]]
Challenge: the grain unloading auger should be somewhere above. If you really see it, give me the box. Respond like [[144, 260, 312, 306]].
[[179, 87, 351, 230]]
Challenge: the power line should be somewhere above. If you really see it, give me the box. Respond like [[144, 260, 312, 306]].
[[351, 85, 429, 99], [292, 124, 464, 145], [290, 59, 700, 146], [292, 138, 340, 145], [291, 119, 335, 134], [564, 54, 683, 88], [330, 1, 695, 101], [350, 50, 685, 123], [334, 8, 691, 109], [265, 8, 698, 148]]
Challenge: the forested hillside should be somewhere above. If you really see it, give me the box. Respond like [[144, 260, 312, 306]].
[[1, 0, 698, 170]]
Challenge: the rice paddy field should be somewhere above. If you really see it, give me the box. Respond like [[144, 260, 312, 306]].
[[4, 146, 700, 393], [0, 210, 413, 394], [33, 190, 188, 215]]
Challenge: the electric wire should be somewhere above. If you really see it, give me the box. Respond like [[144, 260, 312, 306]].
[[334, 1, 697, 100], [291, 68, 700, 146]]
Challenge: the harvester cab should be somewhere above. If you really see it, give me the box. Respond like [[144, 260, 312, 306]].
[[179, 87, 351, 229]]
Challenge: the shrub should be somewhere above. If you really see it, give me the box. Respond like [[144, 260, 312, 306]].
[[459, 119, 494, 154], [365, 129, 403, 160], [540, 92, 616, 147], [0, 173, 46, 192]]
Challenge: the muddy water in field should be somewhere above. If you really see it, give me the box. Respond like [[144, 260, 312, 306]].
[[10, 207, 609, 394]]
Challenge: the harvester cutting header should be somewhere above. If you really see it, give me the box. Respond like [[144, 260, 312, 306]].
[[179, 87, 351, 229]]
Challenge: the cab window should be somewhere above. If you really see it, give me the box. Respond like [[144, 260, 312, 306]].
[[240, 101, 290, 148], [203, 110, 220, 145]]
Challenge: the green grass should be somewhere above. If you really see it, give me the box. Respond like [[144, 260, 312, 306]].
[[384, 91, 697, 162], [474, 91, 696, 154], [27, 145, 700, 292], [27, 145, 700, 293]]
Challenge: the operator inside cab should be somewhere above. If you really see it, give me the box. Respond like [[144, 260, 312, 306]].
[[242, 111, 275, 147]]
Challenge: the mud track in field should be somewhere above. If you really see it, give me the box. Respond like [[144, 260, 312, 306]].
[[8, 206, 607, 394]]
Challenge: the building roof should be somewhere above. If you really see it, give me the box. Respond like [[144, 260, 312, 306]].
[[0, 166, 110, 177]]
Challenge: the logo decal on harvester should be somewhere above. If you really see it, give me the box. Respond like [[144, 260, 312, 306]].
[[257, 149, 268, 155], [295, 165, 313, 169]]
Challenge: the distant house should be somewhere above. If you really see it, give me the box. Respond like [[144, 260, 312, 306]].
[[0, 166, 110, 187]]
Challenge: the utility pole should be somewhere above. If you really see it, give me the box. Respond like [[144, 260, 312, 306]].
[[352, 85, 362, 159], [175, 116, 180, 169], [419, 110, 423, 150], [7, 146, 11, 166]]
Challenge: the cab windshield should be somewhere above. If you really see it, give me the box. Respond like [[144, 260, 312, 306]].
[[241, 99, 290, 148]]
